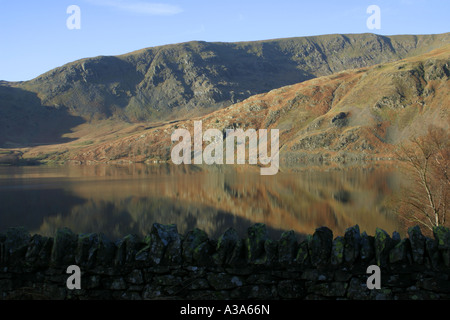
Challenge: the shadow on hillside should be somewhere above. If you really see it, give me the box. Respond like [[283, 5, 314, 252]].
[[208, 41, 316, 94], [0, 85, 85, 148]]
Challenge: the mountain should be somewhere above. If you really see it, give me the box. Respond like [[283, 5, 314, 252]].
[[20, 33, 450, 120], [58, 44, 450, 165], [0, 33, 449, 163], [2, 33, 449, 123]]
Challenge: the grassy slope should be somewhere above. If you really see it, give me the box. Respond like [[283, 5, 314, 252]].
[[1, 34, 448, 162], [43, 44, 448, 165]]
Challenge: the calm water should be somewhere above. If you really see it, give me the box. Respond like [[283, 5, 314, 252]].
[[0, 164, 405, 241]]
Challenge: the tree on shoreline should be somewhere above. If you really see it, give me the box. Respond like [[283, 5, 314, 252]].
[[396, 126, 449, 233]]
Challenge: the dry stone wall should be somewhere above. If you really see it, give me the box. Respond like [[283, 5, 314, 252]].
[[1, 223, 450, 300]]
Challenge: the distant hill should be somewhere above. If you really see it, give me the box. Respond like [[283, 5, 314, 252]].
[[0, 32, 449, 162], [62, 44, 450, 165], [21, 33, 450, 120]]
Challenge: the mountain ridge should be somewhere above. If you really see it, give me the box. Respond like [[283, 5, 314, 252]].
[[0, 33, 449, 164], [14, 43, 448, 166], [4, 33, 449, 123]]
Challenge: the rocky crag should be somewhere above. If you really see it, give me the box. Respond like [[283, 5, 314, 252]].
[[1, 33, 449, 151], [1, 223, 450, 300], [68, 44, 450, 164], [10, 33, 450, 122]]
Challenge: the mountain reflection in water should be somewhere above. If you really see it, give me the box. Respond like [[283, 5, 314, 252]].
[[0, 164, 403, 240]]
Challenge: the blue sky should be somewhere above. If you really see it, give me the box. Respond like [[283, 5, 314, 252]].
[[1, 0, 449, 81]]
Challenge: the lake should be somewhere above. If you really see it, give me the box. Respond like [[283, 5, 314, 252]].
[[0, 163, 405, 241]]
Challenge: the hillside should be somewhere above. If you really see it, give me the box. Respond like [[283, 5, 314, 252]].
[[0, 33, 449, 149], [47, 44, 449, 166]]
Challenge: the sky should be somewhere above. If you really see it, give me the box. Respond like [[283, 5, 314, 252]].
[[0, 0, 449, 81]]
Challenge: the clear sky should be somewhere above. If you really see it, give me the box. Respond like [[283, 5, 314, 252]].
[[1, 0, 449, 81]]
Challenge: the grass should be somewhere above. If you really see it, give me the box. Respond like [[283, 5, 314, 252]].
[[73, 140, 94, 146]]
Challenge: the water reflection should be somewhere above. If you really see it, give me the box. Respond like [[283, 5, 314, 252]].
[[0, 164, 403, 240]]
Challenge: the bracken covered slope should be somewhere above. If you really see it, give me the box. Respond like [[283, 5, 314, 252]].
[[1, 33, 449, 149], [60, 44, 449, 165]]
